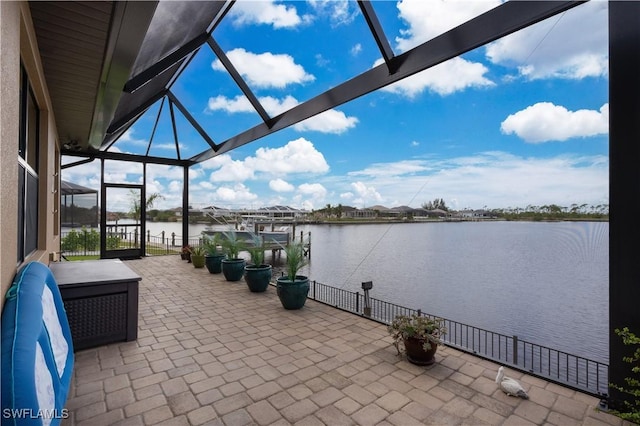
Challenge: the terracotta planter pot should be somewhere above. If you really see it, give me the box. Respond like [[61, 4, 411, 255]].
[[403, 336, 438, 366]]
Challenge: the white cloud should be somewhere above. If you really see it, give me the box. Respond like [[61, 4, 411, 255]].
[[340, 152, 608, 209], [199, 138, 328, 185], [246, 138, 330, 175], [168, 180, 183, 193], [298, 183, 327, 198], [209, 156, 255, 182], [315, 54, 330, 68], [380, 57, 494, 97], [349, 160, 429, 178], [293, 109, 358, 134], [147, 164, 183, 183], [118, 128, 148, 146], [485, 1, 608, 80], [259, 95, 300, 116], [229, 0, 302, 29], [212, 48, 314, 89], [270, 178, 294, 192], [350, 43, 362, 56], [308, 0, 359, 26], [351, 181, 383, 206], [375, 0, 498, 97], [152, 143, 185, 151], [205, 94, 357, 133], [340, 192, 354, 200], [501, 102, 609, 143], [207, 95, 253, 113], [214, 183, 258, 203], [206, 94, 299, 116], [395, 0, 502, 52]]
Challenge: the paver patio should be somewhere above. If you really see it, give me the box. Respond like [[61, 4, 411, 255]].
[[61, 256, 627, 425]]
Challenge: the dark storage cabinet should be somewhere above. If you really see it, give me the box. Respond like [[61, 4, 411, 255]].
[[50, 260, 141, 351]]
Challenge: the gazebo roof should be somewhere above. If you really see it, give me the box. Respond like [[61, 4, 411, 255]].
[[60, 181, 98, 196]]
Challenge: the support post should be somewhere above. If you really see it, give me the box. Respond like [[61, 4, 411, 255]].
[[182, 165, 189, 248], [609, 0, 640, 411], [362, 281, 372, 317]]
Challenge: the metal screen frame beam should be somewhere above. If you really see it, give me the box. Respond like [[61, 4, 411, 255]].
[[191, 1, 584, 163], [358, 1, 396, 73], [62, 150, 194, 168], [207, 37, 272, 125]]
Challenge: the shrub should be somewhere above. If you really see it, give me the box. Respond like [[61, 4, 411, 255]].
[[609, 327, 640, 423], [106, 235, 121, 250], [61, 229, 81, 251]]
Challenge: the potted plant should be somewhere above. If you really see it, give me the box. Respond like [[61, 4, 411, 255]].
[[181, 245, 192, 262], [276, 239, 309, 309], [220, 231, 246, 281], [203, 234, 225, 274], [387, 312, 447, 366], [244, 234, 272, 292], [190, 245, 206, 269]]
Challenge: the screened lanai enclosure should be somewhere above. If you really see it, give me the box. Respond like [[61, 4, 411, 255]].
[[51, 0, 599, 250], [60, 181, 98, 228], [28, 0, 640, 411]]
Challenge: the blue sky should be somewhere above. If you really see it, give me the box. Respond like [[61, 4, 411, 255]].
[[63, 0, 609, 212]]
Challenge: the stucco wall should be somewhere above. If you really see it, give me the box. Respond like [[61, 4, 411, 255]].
[[1, 2, 61, 307], [0, 1, 21, 306]]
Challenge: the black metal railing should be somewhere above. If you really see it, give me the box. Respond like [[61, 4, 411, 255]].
[[60, 230, 201, 258], [304, 279, 609, 398]]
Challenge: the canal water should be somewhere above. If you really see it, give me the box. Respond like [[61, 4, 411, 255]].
[[146, 220, 609, 364]]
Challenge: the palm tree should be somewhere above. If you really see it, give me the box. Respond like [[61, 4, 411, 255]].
[[129, 190, 164, 223]]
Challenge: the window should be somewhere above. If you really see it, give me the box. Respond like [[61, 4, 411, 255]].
[[17, 64, 40, 262]]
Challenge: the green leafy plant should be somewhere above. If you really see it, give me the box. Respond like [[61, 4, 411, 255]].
[[387, 312, 447, 353], [203, 235, 221, 256], [609, 327, 640, 423], [61, 227, 100, 252], [106, 235, 120, 250], [191, 245, 205, 256], [61, 229, 81, 251], [81, 227, 100, 251], [280, 239, 308, 281], [246, 234, 265, 266], [221, 231, 246, 260]]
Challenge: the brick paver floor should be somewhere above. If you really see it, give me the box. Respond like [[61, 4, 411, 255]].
[[61, 256, 628, 425]]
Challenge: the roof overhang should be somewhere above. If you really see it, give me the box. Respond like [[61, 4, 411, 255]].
[[29, 1, 157, 153]]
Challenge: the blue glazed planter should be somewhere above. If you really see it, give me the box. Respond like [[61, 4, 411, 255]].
[[221, 258, 246, 281], [244, 265, 272, 292], [205, 254, 225, 274], [276, 276, 310, 309]]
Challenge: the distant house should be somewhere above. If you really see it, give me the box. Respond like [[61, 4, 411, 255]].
[[460, 209, 492, 219], [345, 208, 376, 219], [427, 209, 448, 218]]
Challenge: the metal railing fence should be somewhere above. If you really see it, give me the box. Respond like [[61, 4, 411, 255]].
[[303, 279, 608, 398], [61, 230, 201, 257]]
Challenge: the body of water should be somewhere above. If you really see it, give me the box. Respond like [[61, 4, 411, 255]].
[[145, 220, 609, 364]]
